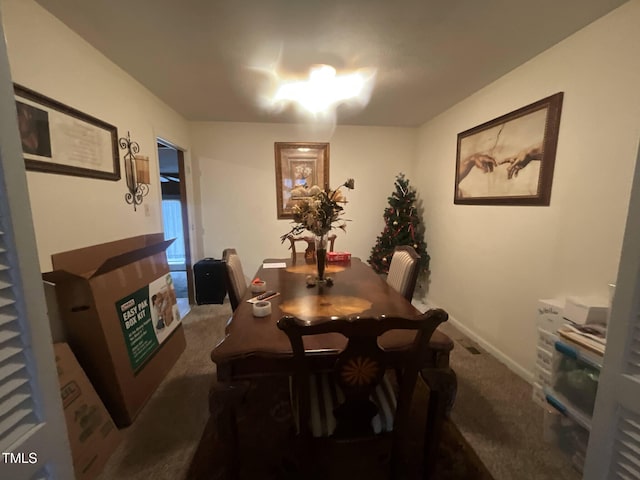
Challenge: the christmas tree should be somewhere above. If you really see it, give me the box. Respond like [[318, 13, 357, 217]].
[[368, 173, 430, 274]]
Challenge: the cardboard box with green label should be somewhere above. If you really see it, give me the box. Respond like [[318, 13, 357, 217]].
[[44, 234, 186, 427]]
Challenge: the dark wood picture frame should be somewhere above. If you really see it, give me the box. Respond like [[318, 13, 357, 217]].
[[454, 92, 563, 206], [14, 84, 120, 181], [274, 142, 330, 219]]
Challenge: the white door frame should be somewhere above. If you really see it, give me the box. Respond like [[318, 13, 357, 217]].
[[0, 7, 73, 479], [583, 139, 640, 477]]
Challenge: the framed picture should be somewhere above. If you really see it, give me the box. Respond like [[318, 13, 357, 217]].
[[14, 84, 120, 181], [274, 142, 330, 219], [454, 92, 563, 205]]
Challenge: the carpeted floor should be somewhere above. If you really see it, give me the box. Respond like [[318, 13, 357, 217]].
[[186, 376, 492, 479], [96, 301, 581, 480], [95, 303, 229, 480], [435, 320, 580, 480]]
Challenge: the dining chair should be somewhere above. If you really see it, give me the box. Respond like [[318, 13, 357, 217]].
[[386, 245, 421, 302], [222, 248, 247, 311], [277, 309, 449, 478], [287, 233, 337, 260]]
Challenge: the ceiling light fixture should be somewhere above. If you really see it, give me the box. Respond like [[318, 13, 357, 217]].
[[267, 64, 376, 118]]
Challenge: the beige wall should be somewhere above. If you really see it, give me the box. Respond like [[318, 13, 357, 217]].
[[1, 0, 193, 271], [189, 122, 416, 277], [414, 1, 640, 379]]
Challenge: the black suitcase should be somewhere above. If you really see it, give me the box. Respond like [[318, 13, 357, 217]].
[[194, 258, 227, 305]]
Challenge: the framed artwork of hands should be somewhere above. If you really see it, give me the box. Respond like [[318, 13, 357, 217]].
[[454, 92, 563, 206]]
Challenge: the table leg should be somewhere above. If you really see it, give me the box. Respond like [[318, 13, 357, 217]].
[[209, 380, 249, 479], [420, 367, 457, 479]]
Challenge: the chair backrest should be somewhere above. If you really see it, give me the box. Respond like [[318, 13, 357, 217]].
[[287, 234, 337, 260], [222, 248, 247, 311], [386, 245, 420, 302], [277, 309, 448, 449]]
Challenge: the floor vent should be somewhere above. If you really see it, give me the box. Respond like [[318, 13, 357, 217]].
[[456, 337, 483, 355]]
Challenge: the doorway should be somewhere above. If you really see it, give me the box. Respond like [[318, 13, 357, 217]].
[[157, 140, 194, 317]]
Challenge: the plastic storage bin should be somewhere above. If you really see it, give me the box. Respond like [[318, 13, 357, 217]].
[[536, 298, 566, 332], [543, 404, 589, 473], [552, 340, 601, 416], [532, 382, 547, 408], [532, 299, 567, 409], [534, 365, 553, 387], [537, 328, 557, 352], [536, 346, 554, 370]]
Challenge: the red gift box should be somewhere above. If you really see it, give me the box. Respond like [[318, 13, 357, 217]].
[[327, 252, 351, 262]]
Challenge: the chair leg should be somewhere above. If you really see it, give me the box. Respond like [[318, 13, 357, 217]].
[[209, 380, 249, 479], [420, 368, 457, 479]]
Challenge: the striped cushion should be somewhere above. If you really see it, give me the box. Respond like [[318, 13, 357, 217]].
[[386, 250, 415, 298], [293, 372, 398, 437]]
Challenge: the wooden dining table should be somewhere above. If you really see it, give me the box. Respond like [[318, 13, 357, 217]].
[[210, 257, 457, 477]]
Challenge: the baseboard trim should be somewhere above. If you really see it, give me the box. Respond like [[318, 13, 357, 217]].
[[447, 316, 534, 384], [414, 298, 535, 384]]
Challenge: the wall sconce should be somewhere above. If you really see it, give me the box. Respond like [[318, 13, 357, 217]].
[[119, 131, 150, 211]]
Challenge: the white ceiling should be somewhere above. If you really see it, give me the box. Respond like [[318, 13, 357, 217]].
[[35, 0, 627, 127]]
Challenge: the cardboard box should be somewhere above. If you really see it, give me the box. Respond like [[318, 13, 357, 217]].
[[54, 343, 121, 480], [563, 296, 609, 325], [44, 234, 186, 427]]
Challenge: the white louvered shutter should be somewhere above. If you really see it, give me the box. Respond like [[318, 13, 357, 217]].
[[612, 409, 640, 478], [0, 232, 40, 450], [584, 144, 640, 479], [0, 11, 72, 479]]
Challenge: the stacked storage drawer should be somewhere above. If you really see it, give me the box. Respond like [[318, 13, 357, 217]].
[[544, 338, 603, 473], [552, 340, 601, 416], [532, 299, 566, 407], [543, 397, 590, 473]]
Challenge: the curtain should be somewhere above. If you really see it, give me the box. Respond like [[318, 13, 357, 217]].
[[162, 199, 185, 267]]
